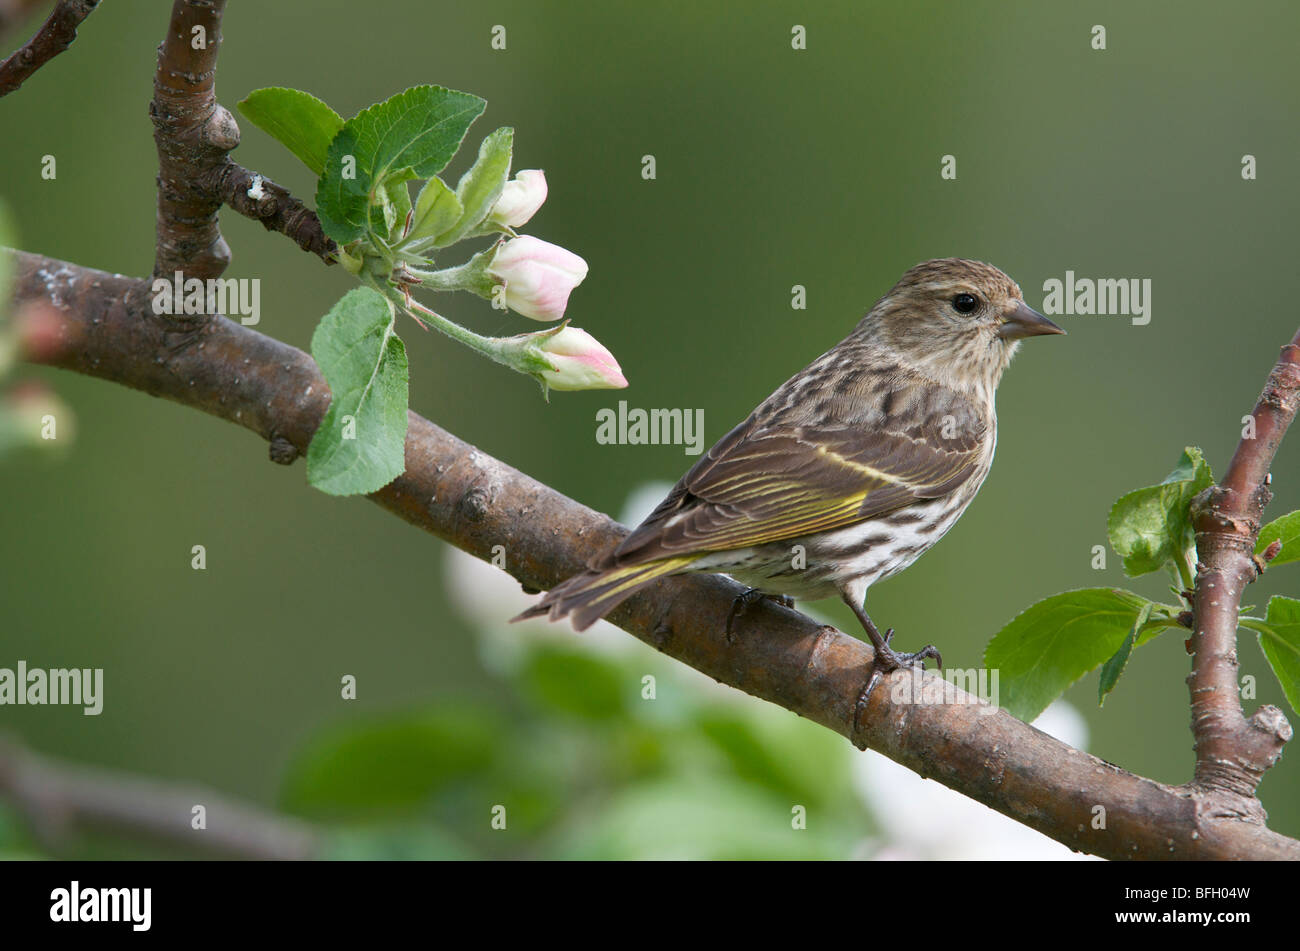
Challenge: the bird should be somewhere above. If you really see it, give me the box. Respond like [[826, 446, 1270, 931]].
[[514, 258, 1063, 701]]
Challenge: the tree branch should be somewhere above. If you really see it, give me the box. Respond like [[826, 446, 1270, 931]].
[[0, 0, 97, 98], [1187, 332, 1300, 814], [151, 0, 230, 279], [149, 1, 334, 278], [9, 249, 1299, 861], [0, 734, 318, 859], [208, 160, 336, 262], [0, 0, 57, 39]]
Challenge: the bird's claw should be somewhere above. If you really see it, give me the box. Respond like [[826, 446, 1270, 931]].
[[875, 642, 942, 673], [854, 641, 943, 726]]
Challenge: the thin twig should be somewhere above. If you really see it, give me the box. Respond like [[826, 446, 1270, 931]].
[[150, 0, 231, 280], [9, 249, 1299, 861], [0, 0, 55, 39], [149, 1, 334, 278], [0, 735, 318, 859], [0, 0, 98, 98], [207, 160, 336, 262], [1187, 332, 1300, 814]]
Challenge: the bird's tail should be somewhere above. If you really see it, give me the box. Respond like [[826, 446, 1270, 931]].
[[512, 556, 695, 631]]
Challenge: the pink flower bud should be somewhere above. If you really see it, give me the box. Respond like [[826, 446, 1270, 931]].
[[2, 380, 74, 447], [13, 301, 68, 364], [489, 235, 588, 321], [490, 169, 548, 228], [537, 327, 628, 391]]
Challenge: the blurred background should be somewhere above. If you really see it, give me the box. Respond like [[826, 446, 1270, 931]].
[[0, 0, 1297, 858]]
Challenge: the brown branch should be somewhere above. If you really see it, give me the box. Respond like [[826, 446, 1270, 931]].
[[0, 734, 318, 859], [0, 0, 97, 98], [150, 0, 230, 279], [10, 249, 1300, 861], [208, 160, 336, 261], [1187, 332, 1300, 815], [150, 1, 334, 279], [0, 0, 56, 39], [3, 1, 334, 270]]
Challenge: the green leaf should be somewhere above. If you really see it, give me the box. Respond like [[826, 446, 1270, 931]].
[[1099, 600, 1152, 705], [306, 287, 408, 496], [318, 824, 475, 860], [985, 588, 1151, 722], [281, 707, 503, 817], [378, 171, 415, 240], [316, 85, 486, 244], [1259, 596, 1300, 714], [407, 176, 463, 245], [1107, 447, 1213, 577], [237, 87, 343, 177], [1258, 511, 1300, 567], [551, 776, 849, 860], [695, 707, 851, 810], [520, 646, 630, 721], [436, 127, 513, 246]]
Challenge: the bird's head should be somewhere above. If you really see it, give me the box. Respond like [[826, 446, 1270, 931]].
[[860, 258, 1064, 392]]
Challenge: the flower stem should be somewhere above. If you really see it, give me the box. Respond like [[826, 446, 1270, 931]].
[[394, 292, 521, 372], [404, 254, 496, 298]]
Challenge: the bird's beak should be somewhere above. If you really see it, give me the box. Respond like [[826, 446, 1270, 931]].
[[997, 300, 1065, 339]]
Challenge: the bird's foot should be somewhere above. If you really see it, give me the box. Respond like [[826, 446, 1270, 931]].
[[854, 632, 943, 726], [874, 629, 942, 673], [725, 588, 795, 642]]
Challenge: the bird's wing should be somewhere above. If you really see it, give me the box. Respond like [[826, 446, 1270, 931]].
[[606, 383, 988, 566]]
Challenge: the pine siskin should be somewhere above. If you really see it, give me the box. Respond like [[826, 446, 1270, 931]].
[[515, 259, 1063, 693]]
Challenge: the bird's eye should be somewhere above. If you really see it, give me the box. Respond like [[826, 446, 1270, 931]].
[[951, 293, 979, 314]]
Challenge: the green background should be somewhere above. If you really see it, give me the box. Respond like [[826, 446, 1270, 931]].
[[1, 0, 1297, 856]]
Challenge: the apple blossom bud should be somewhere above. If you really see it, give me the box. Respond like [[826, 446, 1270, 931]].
[[12, 301, 67, 365], [489, 169, 548, 228], [536, 327, 628, 391], [1, 380, 74, 448], [488, 235, 588, 321]]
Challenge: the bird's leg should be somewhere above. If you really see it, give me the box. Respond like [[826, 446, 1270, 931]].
[[842, 595, 942, 722], [844, 598, 942, 671], [725, 588, 795, 642]]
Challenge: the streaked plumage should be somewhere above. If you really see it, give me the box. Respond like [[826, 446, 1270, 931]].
[[515, 258, 1063, 685]]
